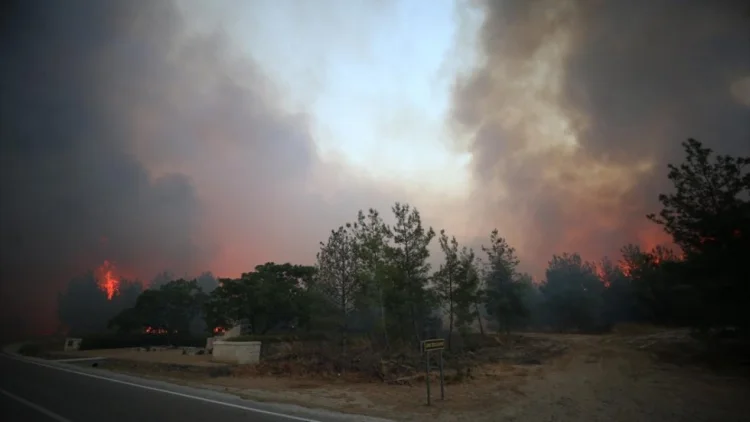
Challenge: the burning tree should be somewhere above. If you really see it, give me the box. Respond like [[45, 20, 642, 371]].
[[58, 269, 142, 335], [96, 260, 120, 300]]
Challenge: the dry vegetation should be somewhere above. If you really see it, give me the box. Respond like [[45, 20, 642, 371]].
[[49, 326, 750, 422]]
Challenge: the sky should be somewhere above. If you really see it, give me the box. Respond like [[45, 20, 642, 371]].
[[175, 0, 476, 192], [1, 0, 748, 336]]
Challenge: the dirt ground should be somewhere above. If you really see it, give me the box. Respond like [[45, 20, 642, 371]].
[[59, 331, 750, 422]]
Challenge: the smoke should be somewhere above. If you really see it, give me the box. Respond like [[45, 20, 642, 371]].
[[451, 0, 750, 273], [2, 0, 748, 338], [0, 0, 406, 337]]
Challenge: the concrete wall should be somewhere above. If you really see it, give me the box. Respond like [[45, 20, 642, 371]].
[[64, 337, 82, 352], [212, 340, 261, 364]]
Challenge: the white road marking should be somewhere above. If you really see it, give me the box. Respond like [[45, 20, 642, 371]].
[[1, 354, 321, 422], [0, 387, 72, 422], [53, 357, 105, 363]]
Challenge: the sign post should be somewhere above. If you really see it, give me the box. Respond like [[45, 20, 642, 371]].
[[425, 352, 431, 406], [421, 338, 446, 406], [439, 348, 445, 400]]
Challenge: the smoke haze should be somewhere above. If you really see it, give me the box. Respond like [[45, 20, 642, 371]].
[[452, 0, 750, 272], [0, 0, 398, 336], [1, 0, 748, 337]]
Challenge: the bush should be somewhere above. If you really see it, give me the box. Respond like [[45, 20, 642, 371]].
[[223, 332, 332, 343], [79, 333, 206, 350], [18, 343, 42, 357]]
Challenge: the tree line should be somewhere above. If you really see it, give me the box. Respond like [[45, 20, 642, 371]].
[[98, 139, 748, 348]]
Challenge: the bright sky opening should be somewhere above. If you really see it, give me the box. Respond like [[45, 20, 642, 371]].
[[176, 0, 477, 196]]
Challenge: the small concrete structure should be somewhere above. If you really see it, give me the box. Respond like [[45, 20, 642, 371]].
[[206, 336, 216, 353], [64, 337, 82, 352], [207, 320, 251, 354], [212, 340, 261, 364]]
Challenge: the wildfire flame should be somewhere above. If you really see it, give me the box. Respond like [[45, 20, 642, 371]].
[[213, 326, 226, 335], [144, 326, 168, 334], [619, 262, 633, 277], [96, 260, 120, 300]]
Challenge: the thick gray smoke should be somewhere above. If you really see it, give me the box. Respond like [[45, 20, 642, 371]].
[[0, 0, 406, 338], [3, 0, 747, 339], [452, 0, 750, 273], [0, 1, 204, 336]]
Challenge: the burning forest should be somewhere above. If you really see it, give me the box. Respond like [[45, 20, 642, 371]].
[[0, 0, 747, 342], [2, 2, 749, 422], [96, 261, 120, 301]]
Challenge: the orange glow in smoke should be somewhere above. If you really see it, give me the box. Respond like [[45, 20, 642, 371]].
[[96, 260, 120, 300], [618, 261, 633, 277]]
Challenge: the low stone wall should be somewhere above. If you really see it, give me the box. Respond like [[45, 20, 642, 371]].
[[64, 337, 82, 352], [212, 340, 261, 364]]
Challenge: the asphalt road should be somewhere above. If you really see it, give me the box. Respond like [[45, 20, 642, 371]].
[[0, 353, 383, 422]]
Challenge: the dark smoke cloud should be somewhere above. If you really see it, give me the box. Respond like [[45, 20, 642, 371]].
[[0, 0, 208, 336], [0, 0, 410, 338], [452, 0, 750, 274], [5, 0, 745, 338]]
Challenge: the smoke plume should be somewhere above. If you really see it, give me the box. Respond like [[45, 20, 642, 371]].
[[2, 0, 748, 338], [0, 0, 404, 337], [452, 0, 750, 273]]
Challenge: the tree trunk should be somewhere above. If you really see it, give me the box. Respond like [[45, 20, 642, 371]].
[[410, 302, 421, 346], [341, 307, 348, 374], [379, 284, 389, 349], [375, 258, 389, 350], [341, 292, 347, 353], [475, 301, 485, 336], [448, 276, 454, 350], [448, 304, 454, 350]]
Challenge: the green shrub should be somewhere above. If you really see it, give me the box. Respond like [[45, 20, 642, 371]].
[[222, 332, 332, 343], [79, 333, 206, 350], [18, 343, 42, 357]]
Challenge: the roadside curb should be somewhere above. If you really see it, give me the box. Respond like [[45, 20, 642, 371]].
[[1, 342, 24, 356], [1, 343, 60, 366], [1, 342, 106, 369]]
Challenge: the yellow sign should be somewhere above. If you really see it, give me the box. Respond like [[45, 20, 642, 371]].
[[421, 338, 445, 352]]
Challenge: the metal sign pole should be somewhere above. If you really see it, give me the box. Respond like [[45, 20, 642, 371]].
[[425, 351, 431, 406], [421, 338, 445, 406], [439, 349, 445, 400]]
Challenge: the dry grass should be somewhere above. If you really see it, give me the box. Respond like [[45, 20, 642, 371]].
[[611, 323, 674, 336]]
